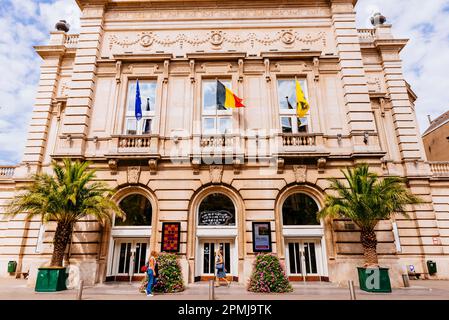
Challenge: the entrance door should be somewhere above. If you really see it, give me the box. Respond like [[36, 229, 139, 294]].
[[200, 240, 232, 279], [112, 239, 149, 278], [286, 240, 322, 280]]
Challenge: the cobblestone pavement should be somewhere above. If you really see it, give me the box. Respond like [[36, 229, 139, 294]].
[[0, 278, 448, 300]]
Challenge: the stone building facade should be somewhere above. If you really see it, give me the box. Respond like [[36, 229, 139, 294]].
[[1, 0, 449, 288], [422, 111, 449, 162]]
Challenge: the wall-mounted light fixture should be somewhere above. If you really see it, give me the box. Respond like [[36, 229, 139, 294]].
[[337, 133, 342, 144], [363, 131, 369, 144]]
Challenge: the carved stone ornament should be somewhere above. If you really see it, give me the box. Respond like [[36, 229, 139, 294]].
[[293, 165, 307, 183], [148, 159, 158, 175], [317, 158, 327, 173], [192, 158, 201, 175], [277, 157, 285, 174], [108, 159, 118, 175], [281, 30, 295, 45], [127, 166, 141, 184], [233, 158, 243, 174], [210, 31, 224, 46], [140, 33, 154, 47], [109, 30, 326, 51], [209, 166, 223, 184]]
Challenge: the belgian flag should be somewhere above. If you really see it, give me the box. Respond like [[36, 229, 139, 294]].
[[216, 80, 245, 110]]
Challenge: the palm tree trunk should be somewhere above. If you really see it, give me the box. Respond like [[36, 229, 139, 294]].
[[50, 221, 74, 267], [360, 228, 378, 267]]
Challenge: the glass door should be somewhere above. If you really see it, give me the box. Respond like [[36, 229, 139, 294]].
[[113, 239, 149, 276], [201, 240, 231, 276], [286, 240, 320, 277]]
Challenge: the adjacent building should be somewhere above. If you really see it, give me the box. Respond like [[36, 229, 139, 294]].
[[1, 0, 449, 288], [423, 111, 449, 161]]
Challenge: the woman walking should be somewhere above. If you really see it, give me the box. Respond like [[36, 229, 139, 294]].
[[146, 251, 158, 297], [215, 248, 230, 287]]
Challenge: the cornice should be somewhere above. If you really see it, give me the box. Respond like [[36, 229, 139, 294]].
[[34, 45, 66, 58], [374, 39, 409, 52], [113, 53, 173, 61], [186, 52, 246, 61], [261, 50, 322, 60], [77, 0, 333, 10]]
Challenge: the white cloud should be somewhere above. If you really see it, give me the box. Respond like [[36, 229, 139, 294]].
[[0, 0, 80, 165], [355, 0, 449, 133]]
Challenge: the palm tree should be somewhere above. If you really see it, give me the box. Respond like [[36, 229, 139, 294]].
[[7, 159, 123, 267], [319, 164, 422, 267]]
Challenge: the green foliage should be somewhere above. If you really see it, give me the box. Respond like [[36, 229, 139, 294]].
[[247, 253, 292, 293], [139, 253, 185, 293], [7, 158, 123, 225], [319, 164, 423, 230], [6, 159, 123, 266]]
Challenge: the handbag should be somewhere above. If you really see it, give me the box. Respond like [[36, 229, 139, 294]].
[[216, 263, 224, 270]]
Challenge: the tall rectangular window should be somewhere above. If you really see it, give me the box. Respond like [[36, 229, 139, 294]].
[[277, 79, 310, 133], [202, 80, 233, 134], [125, 80, 157, 135]]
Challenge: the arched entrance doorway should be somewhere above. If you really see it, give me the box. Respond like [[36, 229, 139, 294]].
[[188, 186, 244, 283], [277, 187, 329, 282], [105, 187, 158, 281]]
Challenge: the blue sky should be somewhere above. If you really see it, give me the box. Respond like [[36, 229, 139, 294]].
[[0, 0, 448, 165]]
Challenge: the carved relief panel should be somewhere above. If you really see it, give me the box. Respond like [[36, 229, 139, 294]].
[[103, 28, 334, 58]]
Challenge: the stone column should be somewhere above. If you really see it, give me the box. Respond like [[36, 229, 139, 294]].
[[331, 1, 379, 152], [19, 32, 66, 175], [58, 5, 106, 156], [376, 25, 426, 164]]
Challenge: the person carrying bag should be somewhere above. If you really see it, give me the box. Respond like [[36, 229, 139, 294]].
[[145, 251, 159, 297], [215, 248, 230, 287]]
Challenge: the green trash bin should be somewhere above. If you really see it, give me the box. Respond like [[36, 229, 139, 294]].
[[35, 267, 67, 292], [357, 267, 392, 293], [427, 261, 437, 275], [7, 261, 17, 273]]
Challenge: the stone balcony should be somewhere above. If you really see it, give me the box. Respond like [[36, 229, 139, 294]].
[[108, 135, 160, 158], [0, 166, 16, 179], [64, 34, 79, 48], [429, 162, 449, 177]]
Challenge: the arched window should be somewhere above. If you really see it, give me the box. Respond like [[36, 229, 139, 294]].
[[198, 193, 235, 226], [115, 194, 152, 226], [282, 193, 320, 226]]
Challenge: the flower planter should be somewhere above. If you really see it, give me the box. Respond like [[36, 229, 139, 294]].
[[35, 267, 67, 292], [357, 267, 392, 293]]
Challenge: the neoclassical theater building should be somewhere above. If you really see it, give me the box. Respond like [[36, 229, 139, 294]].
[[1, 0, 449, 288]]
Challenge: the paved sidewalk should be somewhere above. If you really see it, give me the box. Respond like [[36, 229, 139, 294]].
[[0, 278, 448, 300]]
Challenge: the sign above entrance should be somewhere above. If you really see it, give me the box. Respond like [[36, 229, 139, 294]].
[[161, 222, 181, 252], [199, 210, 234, 226]]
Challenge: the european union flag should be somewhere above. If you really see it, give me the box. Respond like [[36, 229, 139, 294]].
[[135, 79, 142, 121]]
